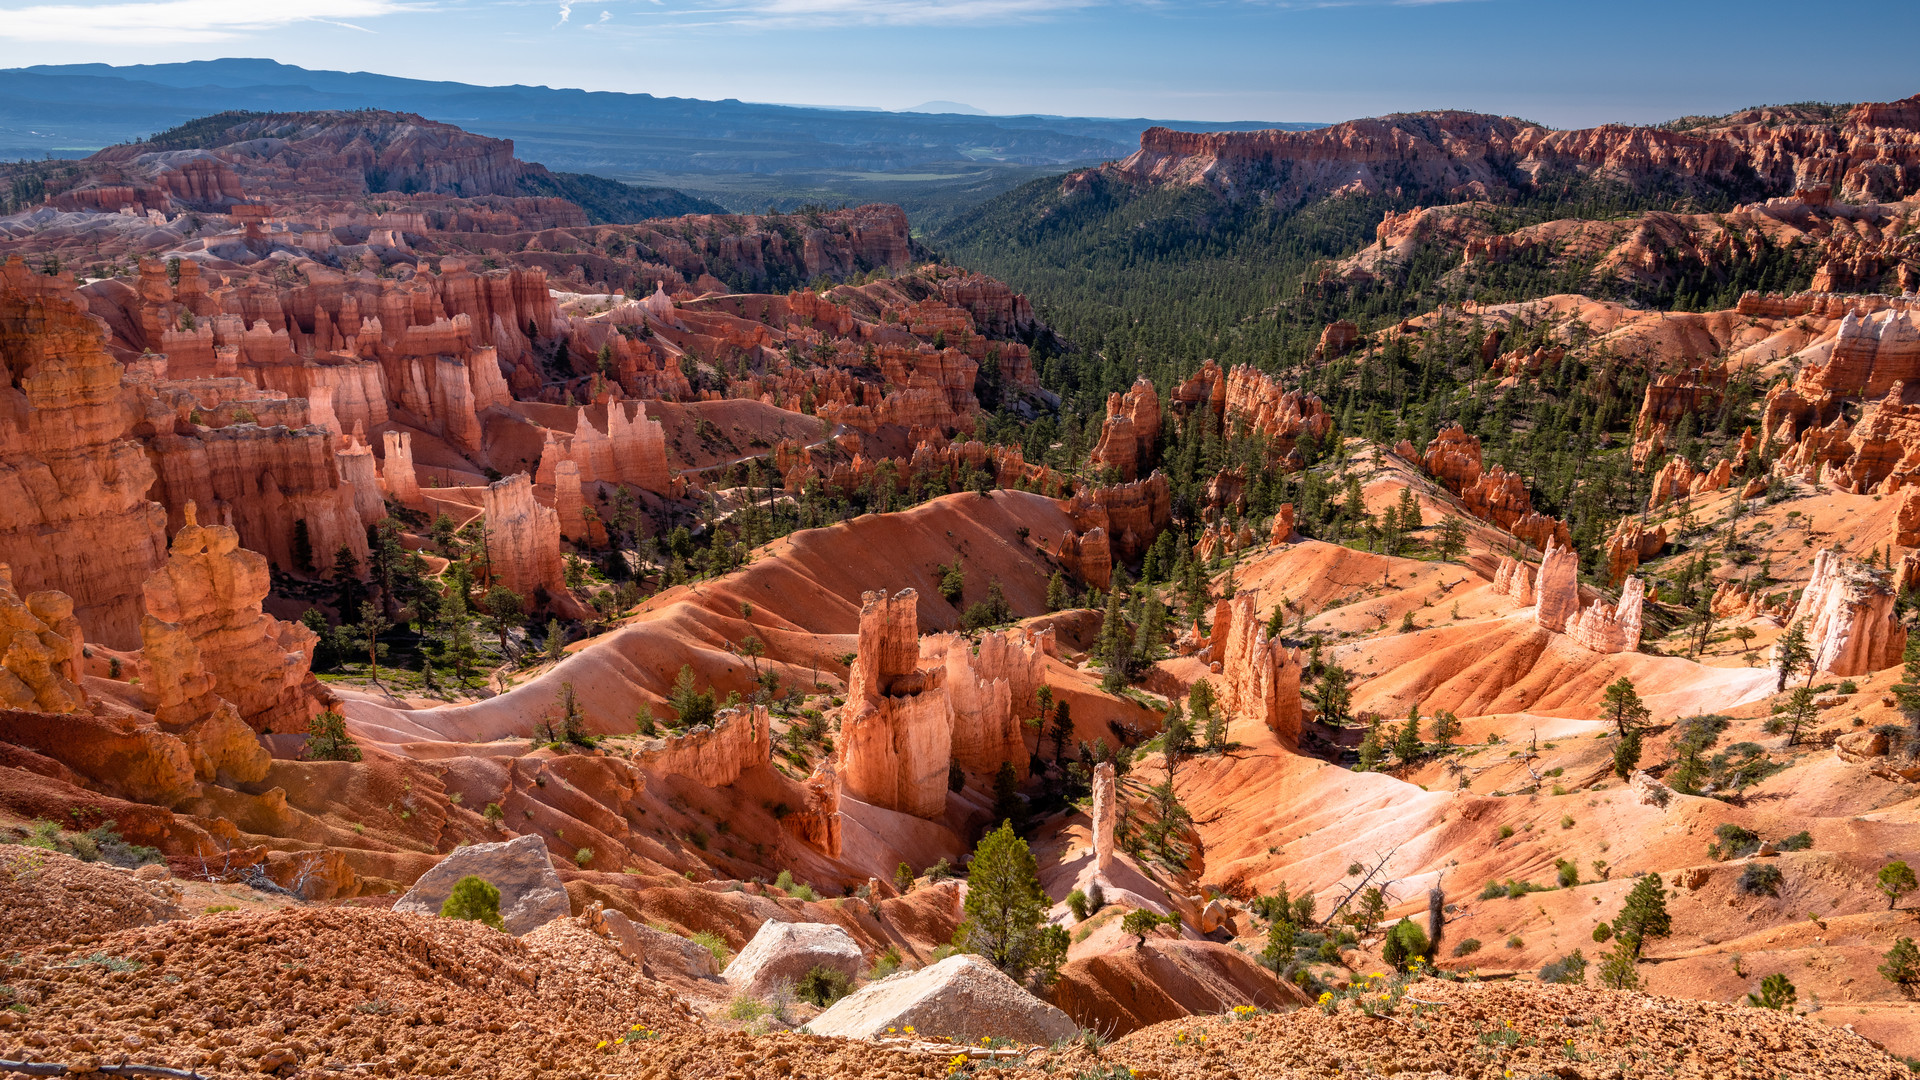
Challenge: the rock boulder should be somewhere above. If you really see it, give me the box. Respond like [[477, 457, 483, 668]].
[[723, 920, 864, 998], [392, 834, 569, 935], [806, 954, 1078, 1046]]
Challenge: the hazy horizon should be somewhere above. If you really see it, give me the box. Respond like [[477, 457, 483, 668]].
[[0, 0, 1915, 130]]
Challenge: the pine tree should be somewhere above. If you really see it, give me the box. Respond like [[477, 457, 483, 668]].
[[1880, 861, 1917, 910], [957, 823, 1069, 987], [1774, 618, 1811, 692], [1393, 717, 1423, 765], [1046, 571, 1072, 612], [1599, 677, 1651, 739], [305, 710, 361, 762], [1612, 728, 1643, 780], [1049, 701, 1074, 768], [1431, 709, 1461, 750], [1613, 873, 1671, 959], [1356, 714, 1383, 771], [1436, 516, 1467, 563]]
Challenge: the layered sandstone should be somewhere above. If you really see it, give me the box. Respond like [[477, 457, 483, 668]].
[[837, 589, 952, 819], [1533, 538, 1582, 633], [381, 430, 421, 506], [0, 258, 168, 647], [140, 503, 319, 735], [1213, 590, 1303, 748], [1786, 549, 1907, 677], [1222, 366, 1331, 454], [1091, 760, 1117, 876], [1491, 554, 1537, 605], [1422, 425, 1483, 493], [1067, 472, 1172, 563], [1088, 378, 1162, 482], [0, 569, 85, 714], [781, 761, 843, 858], [483, 473, 565, 605], [1604, 518, 1666, 587], [1566, 578, 1646, 655], [631, 704, 769, 788]]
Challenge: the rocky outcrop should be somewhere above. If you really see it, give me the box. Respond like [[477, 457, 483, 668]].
[[0, 569, 85, 713], [1056, 528, 1112, 592], [1088, 378, 1161, 482], [381, 430, 420, 506], [1222, 366, 1331, 454], [1567, 579, 1646, 654], [1091, 760, 1117, 876], [782, 761, 843, 858], [483, 473, 565, 605], [925, 629, 1045, 780], [392, 834, 570, 935], [581, 901, 720, 979], [1315, 320, 1359, 360], [1604, 518, 1666, 587], [723, 921, 864, 999], [336, 428, 388, 527], [1785, 549, 1907, 677], [1213, 590, 1303, 748], [1084, 96, 1920, 207], [1270, 503, 1296, 544], [1067, 472, 1172, 564], [838, 589, 953, 819], [140, 503, 319, 736], [1491, 554, 1536, 604], [806, 954, 1078, 1046], [630, 705, 768, 788], [1533, 538, 1582, 633], [1649, 455, 1734, 508], [0, 258, 168, 648], [1422, 425, 1483, 494]]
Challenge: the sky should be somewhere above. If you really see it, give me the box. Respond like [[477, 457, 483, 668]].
[[0, 0, 1915, 127]]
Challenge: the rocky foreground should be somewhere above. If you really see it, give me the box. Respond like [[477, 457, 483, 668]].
[[1, 850, 1906, 1080]]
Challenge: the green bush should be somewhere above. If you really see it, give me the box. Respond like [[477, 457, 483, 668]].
[[1538, 950, 1588, 985], [1451, 938, 1482, 958], [690, 931, 730, 965], [794, 965, 853, 1007], [1380, 918, 1430, 972], [1066, 888, 1091, 922], [1738, 863, 1784, 897], [439, 875, 504, 931], [306, 710, 362, 762]]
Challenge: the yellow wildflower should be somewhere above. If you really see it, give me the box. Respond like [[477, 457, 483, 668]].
[[596, 1041, 609, 1051], [905, 1026, 916, 1034]]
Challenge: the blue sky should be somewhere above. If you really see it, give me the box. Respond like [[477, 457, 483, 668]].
[[0, 0, 1914, 127]]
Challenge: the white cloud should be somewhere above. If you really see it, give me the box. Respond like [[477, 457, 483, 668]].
[[555, 0, 572, 21], [0, 0, 418, 42]]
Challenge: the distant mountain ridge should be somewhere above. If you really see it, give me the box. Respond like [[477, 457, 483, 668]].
[[0, 58, 1321, 175]]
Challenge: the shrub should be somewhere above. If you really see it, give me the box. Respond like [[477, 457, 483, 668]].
[[1737, 863, 1784, 897], [868, 945, 904, 980], [926, 858, 953, 882], [894, 861, 916, 894], [306, 710, 362, 762], [1777, 831, 1813, 852], [1592, 921, 1613, 943], [1066, 888, 1091, 922], [1451, 938, 1483, 958], [1497, 824, 1514, 840], [574, 847, 594, 867], [439, 875, 504, 931], [1506, 935, 1524, 949], [1881, 937, 1920, 995], [1380, 918, 1430, 972], [793, 965, 853, 1007], [1746, 972, 1796, 1010], [1538, 950, 1588, 985], [690, 931, 730, 965], [482, 802, 505, 823], [725, 995, 771, 1022], [773, 869, 796, 893], [1122, 908, 1178, 947], [1555, 859, 1579, 889], [1709, 824, 1763, 860]]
